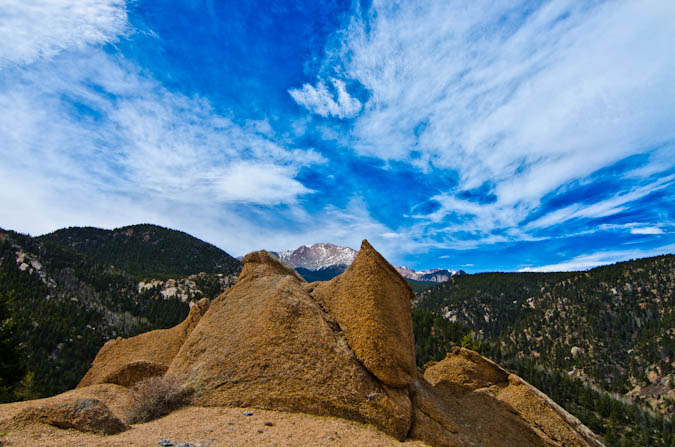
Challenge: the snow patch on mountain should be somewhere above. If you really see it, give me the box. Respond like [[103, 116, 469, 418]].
[[275, 243, 357, 270], [394, 266, 463, 282], [273, 242, 462, 283]]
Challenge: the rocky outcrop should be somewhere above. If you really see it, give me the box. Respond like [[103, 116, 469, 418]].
[[167, 249, 412, 440], [77, 298, 210, 388], [8, 398, 128, 435], [411, 347, 605, 447], [0, 384, 134, 429], [310, 240, 417, 388], [10, 240, 603, 446], [423, 346, 509, 391]]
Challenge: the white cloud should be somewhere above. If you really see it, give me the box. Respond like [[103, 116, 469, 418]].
[[0, 50, 321, 208], [215, 163, 312, 205], [518, 243, 675, 272], [380, 232, 402, 239], [289, 78, 362, 119], [0, 0, 331, 255], [0, 0, 128, 66], [0, 0, 407, 260], [524, 175, 675, 231], [630, 227, 664, 235], [305, 0, 675, 244]]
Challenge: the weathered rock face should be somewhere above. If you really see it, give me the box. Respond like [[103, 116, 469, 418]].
[[167, 249, 412, 440], [77, 298, 210, 388], [8, 398, 128, 435], [411, 347, 605, 447], [310, 240, 417, 388]]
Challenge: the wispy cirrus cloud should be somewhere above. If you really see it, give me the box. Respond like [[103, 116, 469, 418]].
[[0, 0, 351, 255], [294, 0, 675, 249], [2, 0, 674, 268], [630, 227, 664, 235], [518, 243, 675, 272], [523, 175, 675, 231], [0, 50, 321, 205], [0, 0, 128, 66]]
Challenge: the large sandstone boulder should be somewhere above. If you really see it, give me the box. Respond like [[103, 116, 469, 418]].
[[410, 347, 605, 447], [0, 383, 134, 429], [7, 398, 128, 435], [310, 240, 417, 388], [167, 250, 412, 440], [78, 298, 210, 388]]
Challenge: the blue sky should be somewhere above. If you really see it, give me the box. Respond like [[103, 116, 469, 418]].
[[1, 0, 674, 272]]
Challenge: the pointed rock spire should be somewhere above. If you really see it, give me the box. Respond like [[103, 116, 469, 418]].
[[310, 240, 417, 388], [167, 248, 413, 439]]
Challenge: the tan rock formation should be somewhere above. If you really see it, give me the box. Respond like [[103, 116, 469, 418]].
[[0, 384, 134, 427], [7, 398, 128, 435], [410, 347, 604, 447], [423, 347, 509, 391], [310, 240, 417, 388], [167, 249, 412, 440], [8, 240, 603, 446], [77, 298, 210, 388]]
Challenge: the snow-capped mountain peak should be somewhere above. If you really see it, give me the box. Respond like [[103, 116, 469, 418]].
[[275, 242, 357, 270], [273, 242, 462, 283], [394, 266, 463, 282]]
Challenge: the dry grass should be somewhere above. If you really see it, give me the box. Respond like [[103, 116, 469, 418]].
[[125, 375, 191, 424]]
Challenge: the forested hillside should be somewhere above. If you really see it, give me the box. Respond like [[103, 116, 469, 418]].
[[412, 307, 673, 447], [0, 226, 240, 401], [414, 255, 675, 446], [40, 224, 241, 280]]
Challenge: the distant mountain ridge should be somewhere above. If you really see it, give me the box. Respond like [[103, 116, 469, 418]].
[[273, 242, 356, 270], [395, 265, 465, 282], [40, 224, 241, 280], [272, 242, 461, 283]]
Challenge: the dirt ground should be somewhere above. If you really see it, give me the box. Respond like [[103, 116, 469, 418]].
[[0, 405, 431, 447]]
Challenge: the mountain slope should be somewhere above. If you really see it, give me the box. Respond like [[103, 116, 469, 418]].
[[411, 305, 673, 447], [416, 256, 675, 415], [294, 265, 349, 282], [0, 226, 240, 400], [39, 224, 241, 280]]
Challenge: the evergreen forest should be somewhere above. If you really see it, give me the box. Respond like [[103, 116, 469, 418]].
[[413, 255, 675, 446]]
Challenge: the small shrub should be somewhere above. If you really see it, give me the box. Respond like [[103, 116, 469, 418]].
[[125, 375, 191, 424]]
